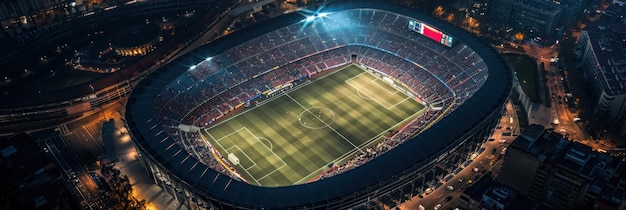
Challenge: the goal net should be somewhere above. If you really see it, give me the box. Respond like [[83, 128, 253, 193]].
[[383, 76, 394, 85], [228, 153, 240, 165]]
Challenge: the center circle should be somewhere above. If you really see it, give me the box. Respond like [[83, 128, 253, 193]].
[[298, 107, 336, 129]]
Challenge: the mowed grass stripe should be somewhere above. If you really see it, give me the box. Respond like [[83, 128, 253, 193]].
[[251, 102, 341, 181], [202, 64, 424, 186]]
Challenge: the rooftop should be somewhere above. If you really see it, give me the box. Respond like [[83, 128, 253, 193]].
[[111, 23, 160, 48], [583, 4, 626, 96]]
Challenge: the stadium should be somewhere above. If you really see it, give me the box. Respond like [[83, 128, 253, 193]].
[[125, 2, 512, 209]]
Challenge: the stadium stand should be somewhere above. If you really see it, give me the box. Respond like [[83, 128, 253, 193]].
[[126, 2, 512, 209]]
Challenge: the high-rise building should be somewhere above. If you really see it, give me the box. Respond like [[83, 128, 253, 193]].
[[576, 3, 626, 137], [488, 0, 564, 40], [0, 0, 64, 23], [499, 124, 625, 209], [0, 133, 78, 209], [487, 0, 588, 41]]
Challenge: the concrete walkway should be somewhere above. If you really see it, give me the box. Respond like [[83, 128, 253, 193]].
[[108, 111, 187, 210]]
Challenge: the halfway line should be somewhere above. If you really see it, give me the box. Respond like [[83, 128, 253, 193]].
[[284, 93, 364, 154]]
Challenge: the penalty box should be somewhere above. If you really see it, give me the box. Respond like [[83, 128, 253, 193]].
[[214, 127, 286, 184], [345, 72, 411, 109]]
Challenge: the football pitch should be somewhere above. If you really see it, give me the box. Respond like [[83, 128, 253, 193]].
[[200, 64, 425, 187]]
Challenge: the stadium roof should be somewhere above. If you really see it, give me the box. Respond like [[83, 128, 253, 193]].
[[125, 2, 512, 208]]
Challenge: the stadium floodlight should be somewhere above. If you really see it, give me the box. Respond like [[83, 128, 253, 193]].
[[189, 65, 196, 70], [317, 12, 329, 18], [205, 57, 212, 61], [302, 9, 331, 23]]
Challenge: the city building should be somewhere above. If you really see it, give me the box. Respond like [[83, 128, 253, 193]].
[[457, 175, 533, 210], [488, 0, 564, 40], [481, 187, 517, 210], [487, 0, 588, 42], [576, 3, 626, 137], [0, 0, 64, 25], [111, 23, 160, 57], [0, 133, 78, 209], [499, 124, 626, 209], [0, 0, 217, 134]]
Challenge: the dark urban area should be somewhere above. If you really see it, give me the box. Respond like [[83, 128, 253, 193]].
[[1, 0, 626, 209]]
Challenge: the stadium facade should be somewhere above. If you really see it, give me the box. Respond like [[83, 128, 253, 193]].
[[125, 2, 513, 209]]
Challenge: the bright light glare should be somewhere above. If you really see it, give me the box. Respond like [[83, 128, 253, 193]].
[[318, 12, 329, 17], [189, 65, 196, 70], [205, 57, 212, 61], [305, 16, 315, 22]]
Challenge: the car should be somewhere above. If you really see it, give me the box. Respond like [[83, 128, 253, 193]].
[[447, 185, 454, 191], [445, 196, 453, 202], [491, 148, 497, 154], [467, 179, 473, 185], [473, 167, 479, 172], [458, 178, 463, 183], [418, 194, 424, 199], [434, 204, 442, 210]]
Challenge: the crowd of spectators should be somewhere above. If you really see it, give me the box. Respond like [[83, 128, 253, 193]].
[[153, 8, 490, 181]]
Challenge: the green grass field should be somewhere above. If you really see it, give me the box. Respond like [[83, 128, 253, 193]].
[[201, 64, 425, 187], [505, 54, 539, 102]]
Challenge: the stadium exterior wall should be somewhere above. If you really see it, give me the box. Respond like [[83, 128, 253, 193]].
[[125, 2, 513, 209]]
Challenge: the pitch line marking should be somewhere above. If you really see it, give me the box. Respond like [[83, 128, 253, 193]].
[[356, 90, 372, 100], [215, 127, 246, 142], [370, 78, 400, 95], [241, 127, 287, 182], [208, 131, 262, 186], [257, 165, 287, 181], [203, 64, 356, 130], [298, 107, 336, 129], [225, 145, 258, 171], [284, 93, 364, 154], [243, 127, 287, 166], [346, 73, 413, 110], [227, 145, 262, 186], [293, 146, 361, 184], [257, 137, 273, 150], [346, 79, 391, 109]]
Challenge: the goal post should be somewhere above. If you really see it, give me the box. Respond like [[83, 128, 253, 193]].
[[383, 76, 394, 85], [228, 153, 240, 165]]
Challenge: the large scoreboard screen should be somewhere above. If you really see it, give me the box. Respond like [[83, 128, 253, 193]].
[[408, 19, 454, 47]]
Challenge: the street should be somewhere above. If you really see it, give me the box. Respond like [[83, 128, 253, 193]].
[[399, 101, 518, 210]]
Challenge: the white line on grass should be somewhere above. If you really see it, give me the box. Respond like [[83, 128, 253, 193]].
[[284, 93, 364, 154], [215, 127, 246, 142], [346, 73, 414, 109], [257, 165, 287, 181], [293, 147, 360, 184], [370, 78, 400, 95], [225, 145, 258, 171], [203, 64, 357, 130], [346, 79, 393, 109], [213, 134, 262, 186], [243, 127, 287, 166]]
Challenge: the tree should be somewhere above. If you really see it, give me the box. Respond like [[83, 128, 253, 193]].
[[515, 32, 525, 42], [446, 13, 454, 23], [434, 6, 444, 17]]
